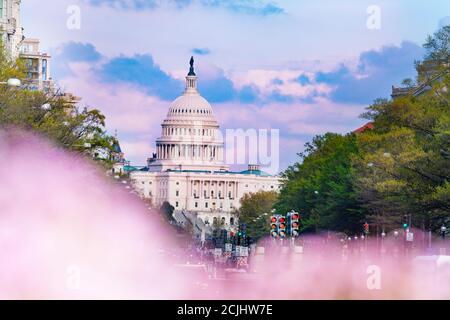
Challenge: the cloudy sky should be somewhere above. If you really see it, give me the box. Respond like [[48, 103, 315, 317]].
[[21, 0, 450, 171]]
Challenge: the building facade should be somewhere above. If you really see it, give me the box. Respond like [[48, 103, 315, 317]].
[[19, 38, 53, 91], [0, 0, 23, 59], [1, 1, 53, 91], [130, 58, 281, 228]]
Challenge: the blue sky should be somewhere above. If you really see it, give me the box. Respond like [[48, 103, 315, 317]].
[[20, 0, 450, 171]]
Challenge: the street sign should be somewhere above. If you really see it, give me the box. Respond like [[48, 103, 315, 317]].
[[240, 247, 249, 257], [225, 243, 232, 252], [406, 232, 414, 242], [214, 248, 222, 256]]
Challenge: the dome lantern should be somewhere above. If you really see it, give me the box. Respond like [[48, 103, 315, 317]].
[[185, 56, 198, 93]]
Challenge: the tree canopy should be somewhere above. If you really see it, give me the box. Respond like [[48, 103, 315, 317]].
[[237, 190, 278, 240], [0, 39, 117, 168], [275, 25, 449, 235]]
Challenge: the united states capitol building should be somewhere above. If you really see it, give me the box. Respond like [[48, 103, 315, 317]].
[[129, 58, 280, 230]]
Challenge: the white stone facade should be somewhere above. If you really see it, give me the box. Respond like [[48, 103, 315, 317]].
[[130, 58, 280, 227], [0, 0, 23, 59], [131, 170, 280, 226]]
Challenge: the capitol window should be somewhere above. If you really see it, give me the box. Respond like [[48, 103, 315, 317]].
[[176, 191, 179, 197]]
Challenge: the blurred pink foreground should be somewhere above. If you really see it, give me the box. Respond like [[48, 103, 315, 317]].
[[1, 130, 449, 299]]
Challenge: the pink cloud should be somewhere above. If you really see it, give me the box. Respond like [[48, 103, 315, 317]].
[[60, 63, 168, 164], [57, 61, 367, 169]]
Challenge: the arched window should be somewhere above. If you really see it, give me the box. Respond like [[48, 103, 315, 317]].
[[230, 217, 235, 225]]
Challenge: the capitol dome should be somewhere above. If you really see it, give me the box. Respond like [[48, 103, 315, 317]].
[[167, 93, 215, 120], [164, 56, 217, 123], [148, 57, 228, 173]]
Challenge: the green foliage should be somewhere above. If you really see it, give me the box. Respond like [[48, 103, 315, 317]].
[[0, 39, 116, 168], [276, 26, 450, 234], [237, 190, 278, 240], [0, 38, 26, 82], [423, 25, 449, 62], [275, 133, 364, 234], [160, 201, 175, 223], [357, 72, 449, 231]]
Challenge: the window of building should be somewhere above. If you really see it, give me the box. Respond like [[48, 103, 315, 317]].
[[176, 190, 179, 197], [175, 202, 179, 207], [42, 59, 48, 81], [205, 202, 209, 208], [195, 202, 198, 208], [176, 182, 179, 185]]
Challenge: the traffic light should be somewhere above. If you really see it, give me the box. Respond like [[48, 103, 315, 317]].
[[291, 212, 300, 237], [279, 216, 287, 238], [363, 222, 369, 234], [403, 215, 410, 230], [270, 216, 278, 238]]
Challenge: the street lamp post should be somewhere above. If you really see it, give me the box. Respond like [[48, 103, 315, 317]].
[[441, 225, 447, 240], [0, 78, 22, 87]]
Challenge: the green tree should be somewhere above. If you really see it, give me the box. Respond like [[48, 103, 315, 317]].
[[0, 38, 25, 82], [160, 201, 175, 223], [355, 25, 450, 232], [356, 74, 449, 231], [237, 190, 278, 240], [423, 25, 449, 62], [0, 40, 116, 168], [275, 133, 364, 234]]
